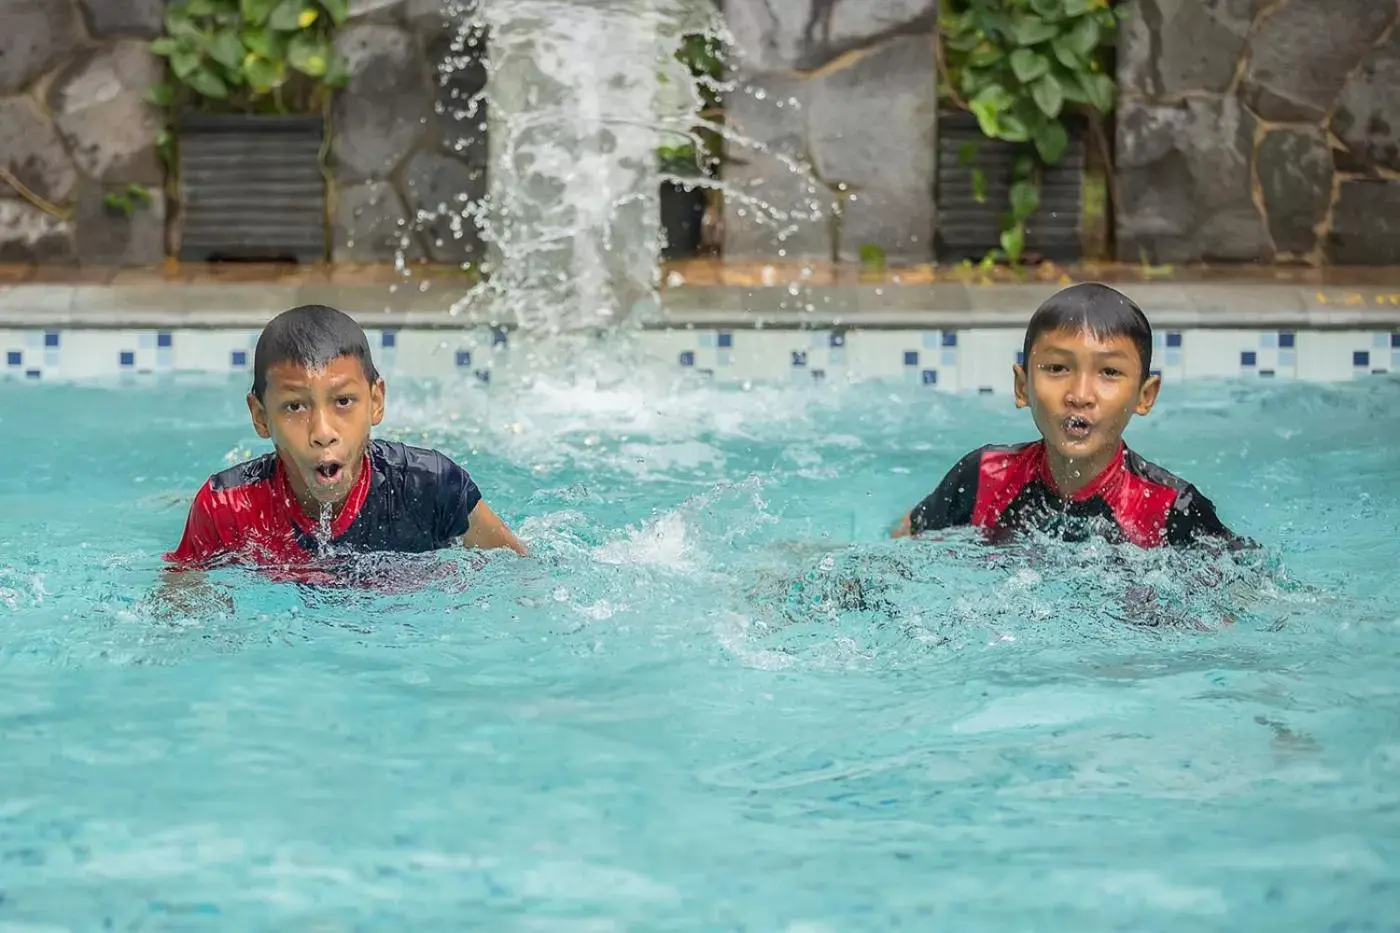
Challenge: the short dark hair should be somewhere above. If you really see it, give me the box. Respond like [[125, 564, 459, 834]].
[[251, 304, 380, 399], [1021, 282, 1153, 380]]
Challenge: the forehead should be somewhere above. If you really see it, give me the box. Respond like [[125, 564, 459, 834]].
[[263, 355, 369, 391], [1031, 326, 1138, 356]]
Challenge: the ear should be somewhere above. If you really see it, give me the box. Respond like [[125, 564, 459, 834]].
[[246, 392, 271, 439], [369, 378, 386, 427], [1135, 372, 1162, 415], [1012, 363, 1030, 409]]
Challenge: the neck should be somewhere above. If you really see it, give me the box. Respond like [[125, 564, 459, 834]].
[[1043, 443, 1119, 498]]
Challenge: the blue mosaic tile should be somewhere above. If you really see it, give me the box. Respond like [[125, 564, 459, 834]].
[[941, 348, 957, 366], [829, 332, 845, 348], [1354, 351, 1370, 367], [717, 331, 733, 348], [1279, 349, 1295, 366], [903, 350, 919, 366], [791, 351, 808, 367], [1150, 369, 1162, 379], [1260, 369, 1276, 378], [921, 332, 940, 349], [25, 369, 40, 380], [5, 351, 20, 367], [1241, 351, 1257, 367], [1279, 331, 1295, 349], [679, 351, 695, 367], [698, 332, 715, 349], [1016, 351, 1025, 366], [921, 369, 938, 385], [44, 331, 59, 348], [942, 332, 958, 348], [716, 349, 733, 366], [811, 368, 826, 381], [231, 349, 248, 368], [1392, 332, 1400, 348], [1166, 332, 1182, 348], [1374, 369, 1389, 375], [828, 348, 845, 365], [1165, 349, 1182, 367], [455, 350, 472, 367], [119, 351, 135, 368], [1260, 332, 1277, 349], [138, 332, 155, 350], [157, 331, 173, 349], [978, 386, 994, 395], [474, 370, 491, 384], [491, 327, 508, 348], [382, 331, 397, 348]]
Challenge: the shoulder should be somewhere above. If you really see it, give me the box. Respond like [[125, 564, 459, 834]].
[[206, 452, 279, 494], [1124, 448, 1243, 545], [370, 439, 471, 482], [1122, 448, 1195, 497]]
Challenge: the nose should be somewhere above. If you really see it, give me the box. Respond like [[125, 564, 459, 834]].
[[309, 406, 339, 449], [1065, 371, 1096, 409]]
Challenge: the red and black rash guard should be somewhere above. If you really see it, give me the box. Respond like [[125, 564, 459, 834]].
[[909, 441, 1239, 549], [166, 439, 482, 567]]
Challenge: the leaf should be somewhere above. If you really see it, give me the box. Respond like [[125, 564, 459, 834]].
[[1064, 0, 1095, 14], [946, 29, 983, 52], [1062, 72, 1092, 103], [150, 37, 180, 56], [1030, 0, 1063, 20], [999, 112, 1030, 142], [241, 0, 279, 25], [288, 32, 330, 77], [209, 30, 245, 69], [858, 243, 886, 271], [171, 48, 202, 78], [1034, 119, 1068, 163], [269, 0, 306, 30], [968, 42, 1001, 68], [323, 51, 350, 88], [317, 0, 349, 25], [1032, 72, 1064, 117], [971, 167, 988, 204], [956, 139, 979, 167], [1013, 15, 1059, 46], [186, 0, 219, 14], [242, 27, 280, 58], [1081, 71, 1115, 112], [185, 66, 229, 99], [1010, 48, 1049, 83], [297, 7, 319, 28], [1051, 35, 1082, 69], [144, 82, 174, 106], [1000, 223, 1026, 263], [1069, 15, 1101, 57], [244, 54, 285, 91], [1010, 180, 1040, 220], [969, 83, 1012, 137]]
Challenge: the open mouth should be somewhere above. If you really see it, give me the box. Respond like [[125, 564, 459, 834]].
[[1062, 415, 1094, 441], [313, 461, 344, 486]]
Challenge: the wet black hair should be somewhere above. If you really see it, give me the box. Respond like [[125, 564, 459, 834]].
[[251, 304, 380, 400], [1021, 282, 1153, 380]]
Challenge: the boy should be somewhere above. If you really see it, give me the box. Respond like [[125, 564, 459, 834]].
[[893, 282, 1242, 549], [167, 304, 526, 570]]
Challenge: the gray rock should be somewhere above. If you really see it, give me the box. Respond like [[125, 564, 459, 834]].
[[1257, 127, 1332, 255], [1115, 97, 1270, 263], [332, 179, 426, 262], [726, 71, 809, 159], [48, 41, 164, 186], [75, 0, 165, 37], [722, 148, 834, 261], [0, 0, 84, 94], [806, 35, 935, 261], [724, 0, 935, 72], [1332, 30, 1400, 174], [1243, 0, 1396, 123], [408, 0, 472, 39], [349, 0, 404, 20], [332, 24, 433, 182], [1328, 179, 1400, 265], [0, 198, 75, 262], [75, 181, 166, 266], [0, 96, 80, 204], [400, 150, 485, 264], [1118, 0, 1260, 98], [426, 30, 488, 165]]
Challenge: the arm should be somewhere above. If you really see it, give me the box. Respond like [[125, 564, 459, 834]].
[[1166, 485, 1255, 551], [462, 500, 528, 556], [892, 448, 983, 539], [148, 484, 235, 618]]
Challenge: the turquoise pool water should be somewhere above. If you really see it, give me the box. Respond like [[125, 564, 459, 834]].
[[2, 365, 1399, 930]]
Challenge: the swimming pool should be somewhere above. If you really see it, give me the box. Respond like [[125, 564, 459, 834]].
[[2, 345, 1399, 929]]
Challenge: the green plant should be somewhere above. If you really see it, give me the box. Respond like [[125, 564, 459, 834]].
[[658, 32, 725, 179], [939, 0, 1122, 264], [104, 183, 153, 217], [146, 0, 350, 114]]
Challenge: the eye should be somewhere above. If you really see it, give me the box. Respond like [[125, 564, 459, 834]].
[[1041, 362, 1069, 374], [1101, 367, 1124, 378], [283, 401, 306, 413], [336, 395, 357, 408]]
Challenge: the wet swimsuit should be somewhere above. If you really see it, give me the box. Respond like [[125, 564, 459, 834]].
[[167, 439, 482, 567], [909, 441, 1239, 549]]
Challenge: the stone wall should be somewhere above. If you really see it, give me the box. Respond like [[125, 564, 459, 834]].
[[0, 0, 167, 264], [720, 0, 939, 263], [1116, 0, 1400, 265]]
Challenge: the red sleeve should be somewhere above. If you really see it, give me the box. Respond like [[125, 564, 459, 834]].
[[165, 481, 227, 566]]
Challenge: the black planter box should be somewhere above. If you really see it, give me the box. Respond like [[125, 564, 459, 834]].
[[176, 114, 327, 263], [935, 110, 1087, 264], [660, 181, 706, 259]]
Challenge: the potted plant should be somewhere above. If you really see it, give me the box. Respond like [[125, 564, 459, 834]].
[[147, 0, 350, 262], [657, 32, 724, 260]]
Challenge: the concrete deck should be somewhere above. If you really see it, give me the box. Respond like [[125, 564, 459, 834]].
[[1, 261, 1398, 329]]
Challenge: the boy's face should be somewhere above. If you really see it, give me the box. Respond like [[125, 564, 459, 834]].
[[1012, 327, 1160, 466], [247, 355, 385, 510]]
